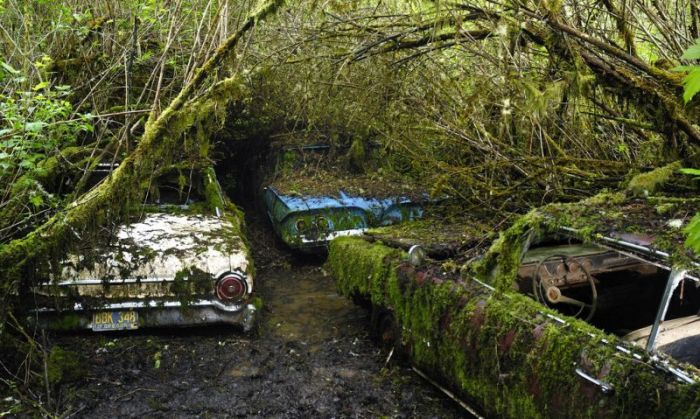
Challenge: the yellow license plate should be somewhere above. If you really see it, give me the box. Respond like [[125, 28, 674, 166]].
[[92, 310, 138, 331]]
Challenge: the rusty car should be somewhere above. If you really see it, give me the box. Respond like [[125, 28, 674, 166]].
[[327, 172, 700, 417]]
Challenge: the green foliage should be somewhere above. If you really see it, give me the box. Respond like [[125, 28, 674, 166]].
[[46, 346, 84, 384], [626, 161, 681, 196], [685, 214, 700, 255], [0, 81, 92, 177], [679, 167, 700, 176], [675, 39, 700, 103], [680, 167, 700, 254]]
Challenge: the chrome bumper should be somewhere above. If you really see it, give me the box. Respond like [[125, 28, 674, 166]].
[[294, 228, 367, 249], [29, 300, 258, 332]]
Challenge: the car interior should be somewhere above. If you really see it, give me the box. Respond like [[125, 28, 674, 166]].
[[517, 236, 700, 365]]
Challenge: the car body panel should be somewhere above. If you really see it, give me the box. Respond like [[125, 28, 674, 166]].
[[327, 235, 700, 418], [264, 186, 424, 249], [50, 213, 250, 292], [31, 213, 256, 331]]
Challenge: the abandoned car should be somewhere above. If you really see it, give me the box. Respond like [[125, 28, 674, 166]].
[[262, 144, 427, 250], [27, 166, 257, 332], [327, 171, 700, 417]]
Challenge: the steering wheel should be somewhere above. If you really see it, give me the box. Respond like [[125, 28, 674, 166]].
[[532, 254, 598, 322]]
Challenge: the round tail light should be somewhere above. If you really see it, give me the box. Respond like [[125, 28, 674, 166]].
[[295, 219, 308, 232], [315, 216, 329, 230], [216, 272, 247, 302]]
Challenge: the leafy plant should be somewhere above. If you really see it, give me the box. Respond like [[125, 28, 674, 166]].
[[0, 79, 92, 178], [679, 168, 700, 254], [675, 39, 700, 103]]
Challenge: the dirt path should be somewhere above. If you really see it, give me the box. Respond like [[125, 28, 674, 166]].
[[51, 263, 464, 418]]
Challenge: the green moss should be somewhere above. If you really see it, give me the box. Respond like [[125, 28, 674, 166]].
[[468, 209, 547, 290], [203, 166, 226, 214], [171, 266, 214, 306], [47, 346, 84, 384], [327, 236, 700, 418], [627, 161, 682, 196], [251, 296, 264, 311], [348, 137, 366, 172], [51, 313, 82, 331]]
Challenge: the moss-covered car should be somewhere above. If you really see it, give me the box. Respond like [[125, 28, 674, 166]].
[[327, 169, 700, 418], [263, 144, 427, 250], [28, 166, 257, 332]]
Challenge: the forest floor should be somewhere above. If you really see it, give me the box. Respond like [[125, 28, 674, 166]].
[[45, 212, 465, 418]]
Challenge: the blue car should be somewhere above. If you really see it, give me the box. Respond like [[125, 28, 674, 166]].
[[262, 144, 427, 250]]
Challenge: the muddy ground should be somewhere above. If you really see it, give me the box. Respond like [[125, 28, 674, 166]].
[[44, 214, 466, 418]]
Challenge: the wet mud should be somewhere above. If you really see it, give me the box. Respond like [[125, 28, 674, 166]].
[[49, 226, 465, 417]]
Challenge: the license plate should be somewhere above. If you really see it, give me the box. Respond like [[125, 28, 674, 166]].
[[91, 310, 138, 331]]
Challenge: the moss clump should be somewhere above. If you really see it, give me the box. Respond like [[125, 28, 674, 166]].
[[51, 313, 82, 331], [468, 209, 547, 290], [171, 266, 214, 306], [627, 161, 681, 196], [251, 296, 264, 311], [348, 137, 366, 172], [47, 346, 84, 384]]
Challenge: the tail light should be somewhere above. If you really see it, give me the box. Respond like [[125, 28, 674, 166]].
[[315, 216, 329, 230], [216, 272, 248, 303], [295, 219, 308, 232]]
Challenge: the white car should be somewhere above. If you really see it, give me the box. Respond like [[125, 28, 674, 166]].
[[28, 168, 257, 332]]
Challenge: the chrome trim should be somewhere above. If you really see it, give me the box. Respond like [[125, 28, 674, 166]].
[[646, 269, 687, 352], [300, 228, 367, 244], [48, 269, 249, 287], [32, 298, 246, 313], [575, 368, 614, 394], [51, 277, 177, 286], [558, 226, 700, 282]]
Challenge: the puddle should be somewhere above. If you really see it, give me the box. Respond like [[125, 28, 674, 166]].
[[262, 265, 363, 344]]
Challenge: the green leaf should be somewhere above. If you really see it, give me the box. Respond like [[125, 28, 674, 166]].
[[673, 65, 696, 73], [0, 61, 20, 75], [32, 81, 50, 91], [29, 194, 43, 208], [682, 39, 700, 60], [679, 168, 700, 176], [24, 121, 46, 132], [682, 67, 700, 103], [684, 213, 700, 255]]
